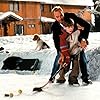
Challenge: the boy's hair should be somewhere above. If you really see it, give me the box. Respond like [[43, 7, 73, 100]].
[[63, 18, 74, 27], [51, 6, 63, 12]]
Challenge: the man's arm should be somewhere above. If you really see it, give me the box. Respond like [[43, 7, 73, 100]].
[[64, 12, 90, 40], [51, 21, 61, 53]]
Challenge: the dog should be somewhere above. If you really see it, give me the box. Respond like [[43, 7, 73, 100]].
[[33, 34, 50, 51]]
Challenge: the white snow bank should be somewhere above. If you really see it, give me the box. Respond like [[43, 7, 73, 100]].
[[0, 32, 100, 100], [0, 32, 100, 80], [0, 34, 56, 75]]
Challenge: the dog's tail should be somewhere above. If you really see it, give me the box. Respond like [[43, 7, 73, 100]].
[[43, 42, 50, 48]]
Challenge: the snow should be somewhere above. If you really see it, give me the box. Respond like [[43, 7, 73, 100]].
[[0, 32, 100, 100], [12, 0, 94, 6], [41, 17, 55, 22], [0, 11, 23, 21]]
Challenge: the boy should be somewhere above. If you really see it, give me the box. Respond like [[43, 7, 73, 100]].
[[57, 18, 82, 85]]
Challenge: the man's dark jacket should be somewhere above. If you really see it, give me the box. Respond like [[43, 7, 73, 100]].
[[51, 12, 90, 53]]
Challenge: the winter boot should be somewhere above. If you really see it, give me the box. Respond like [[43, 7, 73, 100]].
[[68, 76, 80, 87], [82, 79, 92, 86], [49, 77, 55, 83], [56, 68, 66, 83]]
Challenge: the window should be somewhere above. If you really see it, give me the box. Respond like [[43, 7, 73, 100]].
[[41, 4, 44, 12], [15, 25, 24, 35], [28, 24, 35, 28], [49, 5, 53, 12], [49, 4, 59, 12], [9, 2, 19, 12]]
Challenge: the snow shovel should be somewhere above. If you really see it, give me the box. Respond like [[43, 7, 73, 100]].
[[33, 65, 65, 92]]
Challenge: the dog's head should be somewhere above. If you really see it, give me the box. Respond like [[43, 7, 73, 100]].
[[33, 35, 40, 41]]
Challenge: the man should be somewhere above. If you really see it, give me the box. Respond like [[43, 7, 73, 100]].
[[49, 6, 92, 85]]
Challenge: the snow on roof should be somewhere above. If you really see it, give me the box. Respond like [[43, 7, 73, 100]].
[[0, 11, 23, 21], [41, 17, 55, 22], [9, 0, 94, 6], [45, 0, 94, 6]]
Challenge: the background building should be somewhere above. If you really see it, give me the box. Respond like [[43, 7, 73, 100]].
[[93, 0, 100, 31], [0, 0, 94, 36]]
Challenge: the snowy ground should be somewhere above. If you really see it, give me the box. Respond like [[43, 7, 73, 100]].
[[0, 32, 100, 100]]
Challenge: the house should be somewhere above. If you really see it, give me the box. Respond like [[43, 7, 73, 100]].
[[93, 0, 100, 31], [0, 0, 94, 36], [0, 11, 23, 36]]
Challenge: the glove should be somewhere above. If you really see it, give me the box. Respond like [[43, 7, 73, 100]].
[[80, 38, 88, 50], [58, 48, 70, 65]]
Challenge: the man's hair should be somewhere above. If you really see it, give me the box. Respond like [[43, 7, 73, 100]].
[[51, 6, 63, 12]]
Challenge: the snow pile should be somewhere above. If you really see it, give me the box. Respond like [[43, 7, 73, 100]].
[[0, 32, 100, 100], [86, 47, 100, 80], [0, 32, 100, 80], [0, 34, 56, 75]]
